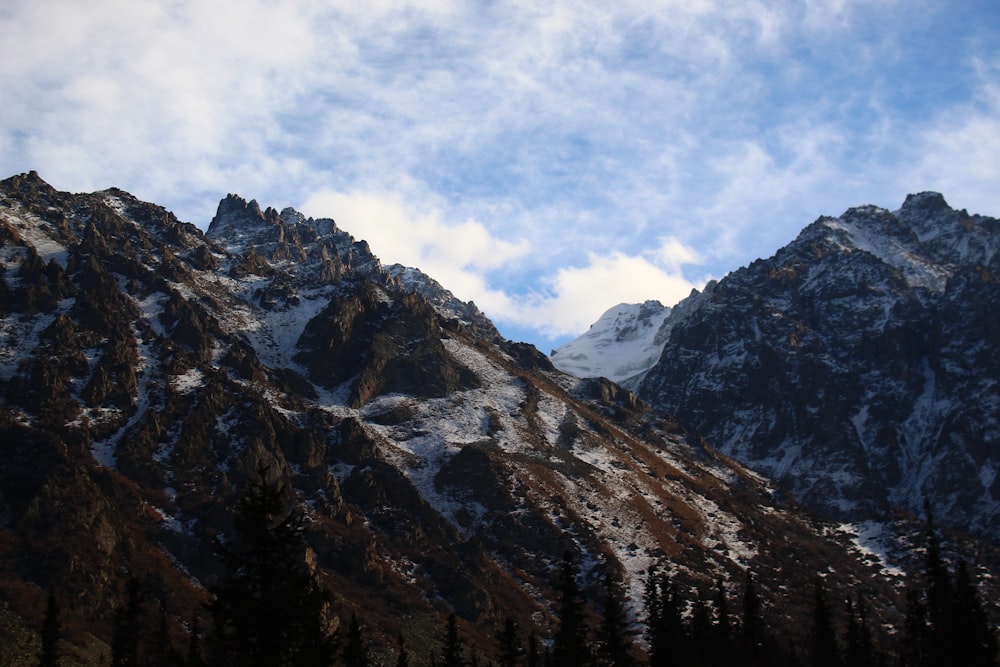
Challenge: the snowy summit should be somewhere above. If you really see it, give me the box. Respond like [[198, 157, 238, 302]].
[[551, 300, 671, 384]]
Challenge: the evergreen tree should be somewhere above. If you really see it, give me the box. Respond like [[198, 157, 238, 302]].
[[442, 614, 465, 667], [714, 578, 730, 636], [711, 578, 733, 666], [688, 589, 713, 667], [187, 614, 205, 667], [150, 599, 181, 667], [922, 502, 953, 667], [644, 569, 685, 667], [527, 632, 540, 667], [643, 569, 664, 666], [208, 466, 335, 667], [741, 570, 767, 667], [552, 551, 591, 667], [660, 579, 685, 662], [596, 575, 632, 667], [38, 590, 61, 667], [950, 560, 997, 667], [843, 594, 875, 667], [395, 633, 410, 667], [112, 578, 143, 667], [497, 617, 521, 667], [901, 586, 928, 667], [809, 579, 840, 667], [343, 614, 369, 667]]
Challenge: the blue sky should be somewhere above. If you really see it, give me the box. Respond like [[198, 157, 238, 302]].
[[2, 1, 999, 353]]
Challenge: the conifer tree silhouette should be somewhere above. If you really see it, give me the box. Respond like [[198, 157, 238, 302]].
[[112, 578, 143, 667], [343, 614, 369, 667], [208, 465, 335, 666], [442, 614, 464, 667], [741, 570, 767, 667], [37, 590, 60, 667], [497, 617, 521, 667], [552, 551, 591, 667], [395, 632, 410, 667], [596, 574, 632, 667], [809, 579, 840, 667], [950, 559, 997, 667]]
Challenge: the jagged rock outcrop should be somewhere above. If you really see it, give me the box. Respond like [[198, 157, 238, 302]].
[[385, 263, 503, 342], [622, 193, 1000, 541]]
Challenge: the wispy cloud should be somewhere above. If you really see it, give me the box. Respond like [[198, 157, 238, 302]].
[[503, 242, 702, 339], [2, 0, 998, 350], [300, 188, 701, 338], [903, 59, 1000, 215], [299, 187, 529, 281]]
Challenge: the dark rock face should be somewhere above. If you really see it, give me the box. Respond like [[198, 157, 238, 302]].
[[294, 286, 480, 406], [385, 263, 503, 342], [635, 194, 1000, 540], [0, 174, 973, 658]]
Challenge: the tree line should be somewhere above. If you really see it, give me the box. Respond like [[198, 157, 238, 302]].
[[31, 474, 998, 666]]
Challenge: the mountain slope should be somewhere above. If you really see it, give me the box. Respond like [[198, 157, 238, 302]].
[[0, 173, 975, 660], [594, 193, 1000, 542]]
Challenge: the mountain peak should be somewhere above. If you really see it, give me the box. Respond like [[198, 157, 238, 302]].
[[1, 170, 61, 204], [900, 191, 949, 213], [626, 192, 1000, 541], [551, 300, 671, 383], [894, 191, 970, 247], [206, 194, 272, 239], [385, 263, 501, 340], [280, 206, 307, 226]]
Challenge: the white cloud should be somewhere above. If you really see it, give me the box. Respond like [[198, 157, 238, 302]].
[[904, 67, 1000, 216], [504, 247, 702, 338], [299, 188, 702, 338], [653, 237, 703, 272], [0, 0, 326, 204], [299, 188, 529, 290], [2, 0, 996, 351]]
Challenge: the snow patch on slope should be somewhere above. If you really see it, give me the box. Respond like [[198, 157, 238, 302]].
[[361, 338, 534, 535], [1, 203, 71, 268], [833, 522, 907, 578], [822, 214, 950, 292]]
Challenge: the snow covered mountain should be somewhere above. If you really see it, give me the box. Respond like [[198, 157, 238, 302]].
[[550, 300, 671, 384], [565, 193, 1000, 543], [0, 172, 945, 661]]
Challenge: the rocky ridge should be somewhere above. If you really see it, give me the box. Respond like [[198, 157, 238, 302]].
[[0, 173, 986, 660], [563, 193, 1000, 543]]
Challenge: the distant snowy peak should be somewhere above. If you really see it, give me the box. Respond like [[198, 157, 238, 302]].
[[551, 300, 670, 383]]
